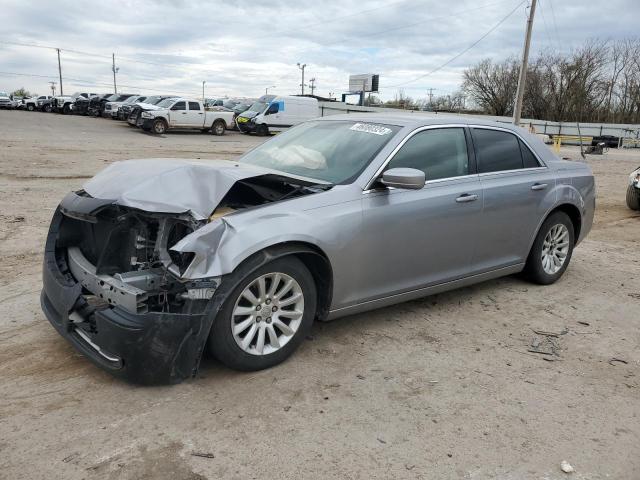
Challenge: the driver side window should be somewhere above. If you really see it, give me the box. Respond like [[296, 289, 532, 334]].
[[386, 128, 469, 181], [171, 101, 186, 111]]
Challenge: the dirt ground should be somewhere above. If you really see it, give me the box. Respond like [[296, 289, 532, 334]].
[[0, 110, 638, 480]]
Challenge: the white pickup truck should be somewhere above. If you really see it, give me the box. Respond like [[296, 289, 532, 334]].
[[139, 97, 235, 135]]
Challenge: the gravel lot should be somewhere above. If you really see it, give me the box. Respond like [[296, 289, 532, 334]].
[[0, 110, 638, 480]]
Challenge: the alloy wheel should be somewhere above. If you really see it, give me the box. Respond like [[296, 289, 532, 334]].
[[231, 272, 304, 356], [541, 224, 570, 274]]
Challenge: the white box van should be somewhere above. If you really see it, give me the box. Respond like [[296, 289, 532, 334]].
[[236, 95, 319, 135]]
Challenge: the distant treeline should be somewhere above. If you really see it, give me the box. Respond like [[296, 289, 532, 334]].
[[462, 38, 640, 124]]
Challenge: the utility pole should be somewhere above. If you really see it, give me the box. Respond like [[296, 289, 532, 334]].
[[513, 0, 537, 125], [112, 53, 119, 95], [309, 78, 316, 96], [56, 49, 63, 96], [49, 81, 57, 96], [297, 63, 307, 95], [265, 85, 275, 95], [202, 81, 206, 103], [426, 87, 436, 107]]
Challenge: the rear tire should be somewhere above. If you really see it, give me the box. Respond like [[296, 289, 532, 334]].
[[27, 104, 34, 111], [523, 211, 575, 285], [62, 104, 70, 115], [626, 185, 640, 211], [211, 120, 226, 136], [208, 256, 316, 371]]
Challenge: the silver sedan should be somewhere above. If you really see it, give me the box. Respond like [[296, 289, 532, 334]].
[[41, 114, 595, 383]]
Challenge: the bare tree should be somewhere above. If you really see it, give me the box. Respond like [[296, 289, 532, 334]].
[[461, 37, 640, 123], [462, 58, 519, 116]]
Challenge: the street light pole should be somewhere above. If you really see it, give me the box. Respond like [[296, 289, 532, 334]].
[[112, 53, 119, 95], [202, 81, 206, 103], [265, 85, 276, 95], [57, 49, 63, 95], [513, 0, 537, 125], [297, 63, 307, 95]]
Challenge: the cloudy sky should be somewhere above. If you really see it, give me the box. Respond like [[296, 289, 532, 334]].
[[1, 0, 639, 101]]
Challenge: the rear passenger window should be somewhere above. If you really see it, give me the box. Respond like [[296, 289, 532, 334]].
[[188, 102, 200, 110], [473, 129, 523, 173], [519, 139, 540, 168], [386, 128, 469, 181]]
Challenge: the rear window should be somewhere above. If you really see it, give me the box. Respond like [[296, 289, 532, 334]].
[[519, 139, 540, 168], [472, 129, 524, 173]]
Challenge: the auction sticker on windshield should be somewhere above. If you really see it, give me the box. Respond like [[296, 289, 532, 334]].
[[349, 123, 393, 136]]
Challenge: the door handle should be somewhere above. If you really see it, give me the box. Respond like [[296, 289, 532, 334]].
[[531, 183, 548, 191], [181, 112, 187, 114], [455, 193, 478, 203], [198, 112, 203, 115]]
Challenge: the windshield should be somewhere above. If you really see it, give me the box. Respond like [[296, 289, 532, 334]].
[[114, 95, 131, 102], [157, 98, 176, 108], [0, 92, 8, 97], [223, 100, 238, 109], [144, 96, 163, 104], [239, 120, 401, 184], [247, 101, 268, 113]]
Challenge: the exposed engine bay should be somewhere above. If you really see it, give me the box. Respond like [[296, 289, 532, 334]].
[[56, 171, 330, 316]]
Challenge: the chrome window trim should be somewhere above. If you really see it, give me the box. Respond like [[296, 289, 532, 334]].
[[467, 124, 548, 169], [364, 124, 470, 191], [363, 123, 548, 191], [478, 166, 547, 177]]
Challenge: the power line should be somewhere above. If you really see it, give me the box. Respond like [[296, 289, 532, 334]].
[[386, 0, 525, 88], [0, 70, 202, 97], [546, 0, 562, 51], [537, 0, 561, 52]]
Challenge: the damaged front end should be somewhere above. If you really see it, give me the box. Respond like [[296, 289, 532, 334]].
[[40, 159, 330, 384], [42, 193, 218, 384]]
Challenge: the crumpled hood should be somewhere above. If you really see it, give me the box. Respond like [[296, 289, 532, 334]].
[[136, 102, 163, 111], [82, 159, 278, 220], [238, 110, 259, 119]]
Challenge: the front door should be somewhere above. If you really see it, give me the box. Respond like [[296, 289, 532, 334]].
[[168, 100, 186, 126], [359, 127, 483, 303]]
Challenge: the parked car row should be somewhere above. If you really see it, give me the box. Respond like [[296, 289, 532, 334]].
[[8, 90, 324, 137]]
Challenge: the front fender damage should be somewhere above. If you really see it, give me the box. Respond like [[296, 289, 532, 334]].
[[41, 159, 332, 384]]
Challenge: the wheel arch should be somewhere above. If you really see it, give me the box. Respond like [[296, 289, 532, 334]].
[[232, 241, 334, 322], [211, 118, 227, 129], [550, 203, 582, 241]]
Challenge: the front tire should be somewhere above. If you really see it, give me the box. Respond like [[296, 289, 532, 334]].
[[256, 123, 269, 136], [626, 185, 640, 211], [209, 257, 316, 371], [523, 211, 575, 285], [152, 118, 167, 134], [27, 104, 34, 111]]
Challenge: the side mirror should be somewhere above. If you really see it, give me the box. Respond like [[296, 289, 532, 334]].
[[380, 168, 425, 190]]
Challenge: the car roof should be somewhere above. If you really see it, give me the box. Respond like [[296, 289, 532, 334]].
[[315, 112, 522, 133]]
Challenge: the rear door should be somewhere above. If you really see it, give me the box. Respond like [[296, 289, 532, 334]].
[[471, 127, 556, 272], [168, 101, 187, 126], [359, 127, 483, 302], [186, 101, 204, 127]]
